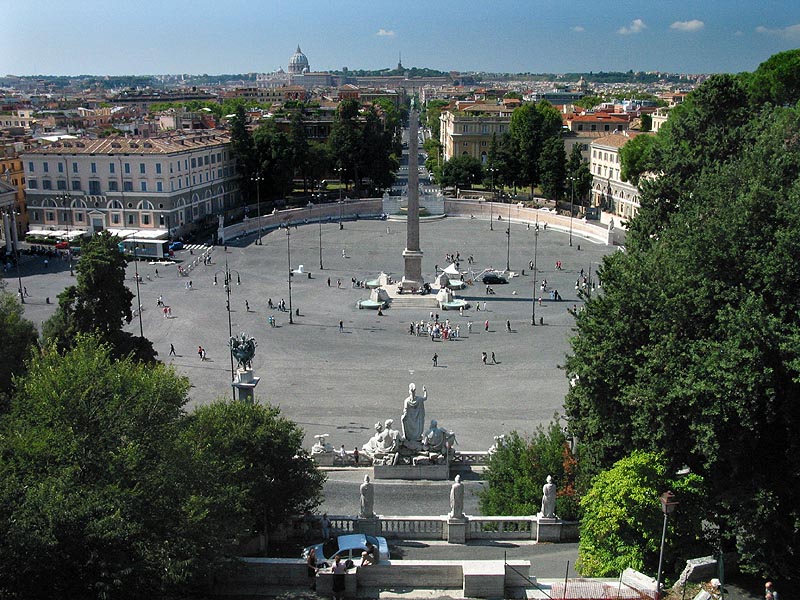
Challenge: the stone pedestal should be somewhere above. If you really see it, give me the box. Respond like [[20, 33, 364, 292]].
[[536, 517, 562, 542], [447, 517, 468, 544], [401, 249, 424, 290], [354, 517, 381, 537], [373, 462, 448, 480], [231, 368, 260, 402]]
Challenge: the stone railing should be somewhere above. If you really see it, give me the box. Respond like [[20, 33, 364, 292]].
[[451, 451, 490, 467], [284, 514, 578, 543]]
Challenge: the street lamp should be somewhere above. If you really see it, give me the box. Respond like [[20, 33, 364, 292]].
[[251, 175, 263, 245], [5, 208, 24, 303], [656, 491, 678, 600], [568, 176, 576, 247], [131, 242, 144, 338], [316, 190, 324, 270], [506, 200, 512, 271], [57, 192, 74, 275], [286, 226, 294, 324], [530, 219, 539, 325], [215, 257, 241, 389]]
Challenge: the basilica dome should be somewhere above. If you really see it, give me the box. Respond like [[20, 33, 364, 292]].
[[288, 46, 310, 75]]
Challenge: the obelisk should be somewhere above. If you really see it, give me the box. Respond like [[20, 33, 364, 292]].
[[402, 106, 424, 289]]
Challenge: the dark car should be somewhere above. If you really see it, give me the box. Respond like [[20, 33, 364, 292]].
[[482, 273, 508, 285]]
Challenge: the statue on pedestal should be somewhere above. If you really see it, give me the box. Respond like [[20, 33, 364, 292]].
[[362, 420, 401, 464], [360, 474, 375, 518], [449, 474, 465, 519], [401, 383, 427, 450], [540, 475, 557, 518], [422, 419, 457, 457], [229, 332, 257, 370]]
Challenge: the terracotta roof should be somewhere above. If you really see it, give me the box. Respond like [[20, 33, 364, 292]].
[[568, 113, 630, 123], [28, 133, 231, 155], [591, 133, 634, 149]]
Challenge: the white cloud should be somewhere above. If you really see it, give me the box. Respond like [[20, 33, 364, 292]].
[[618, 19, 646, 35], [376, 28, 396, 37], [670, 19, 705, 32], [755, 23, 800, 39], [571, 26, 585, 33]]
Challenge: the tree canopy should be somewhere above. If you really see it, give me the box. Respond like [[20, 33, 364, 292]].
[[565, 62, 800, 580], [0, 284, 38, 411]]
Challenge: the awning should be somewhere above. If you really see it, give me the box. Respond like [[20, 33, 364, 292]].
[[443, 263, 460, 275]]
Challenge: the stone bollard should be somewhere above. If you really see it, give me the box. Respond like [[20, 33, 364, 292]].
[[46, 297, 50, 304]]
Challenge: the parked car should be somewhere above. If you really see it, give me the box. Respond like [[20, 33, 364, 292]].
[[168, 241, 184, 251], [482, 273, 508, 285], [55, 240, 70, 250], [302, 533, 390, 565]]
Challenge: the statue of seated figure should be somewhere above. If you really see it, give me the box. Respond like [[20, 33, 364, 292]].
[[362, 419, 401, 463], [422, 419, 457, 456]]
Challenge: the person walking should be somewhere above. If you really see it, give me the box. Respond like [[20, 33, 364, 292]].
[[353, 448, 360, 466], [245, 300, 250, 312], [339, 320, 344, 332], [327, 277, 331, 287], [467, 321, 473, 334], [169, 344, 176, 357], [485, 319, 489, 332], [432, 353, 438, 367], [481, 351, 488, 365], [197, 346, 204, 360], [491, 352, 497, 364], [506, 320, 511, 333]]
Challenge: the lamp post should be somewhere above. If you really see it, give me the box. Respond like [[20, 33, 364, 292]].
[[57, 192, 74, 275], [568, 176, 576, 247], [251, 175, 263, 245], [5, 208, 24, 303], [656, 491, 678, 600], [286, 226, 294, 324], [215, 257, 241, 388], [506, 200, 512, 271], [317, 191, 324, 270], [131, 242, 144, 338], [530, 218, 539, 325]]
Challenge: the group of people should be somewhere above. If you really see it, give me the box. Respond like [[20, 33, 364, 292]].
[[268, 298, 287, 312], [408, 316, 463, 341]]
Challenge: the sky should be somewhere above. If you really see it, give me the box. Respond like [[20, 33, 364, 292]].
[[2, 0, 799, 76]]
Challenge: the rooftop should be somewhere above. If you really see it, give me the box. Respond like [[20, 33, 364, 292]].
[[26, 132, 231, 155]]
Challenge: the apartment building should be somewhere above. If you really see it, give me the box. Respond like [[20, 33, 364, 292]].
[[439, 104, 513, 162], [22, 132, 239, 238], [589, 133, 646, 221]]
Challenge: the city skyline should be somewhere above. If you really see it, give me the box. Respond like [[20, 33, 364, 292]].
[[2, 0, 800, 77]]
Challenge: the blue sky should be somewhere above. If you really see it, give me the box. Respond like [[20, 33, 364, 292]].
[[2, 0, 799, 76]]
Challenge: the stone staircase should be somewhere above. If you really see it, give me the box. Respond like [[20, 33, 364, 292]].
[[388, 295, 440, 309]]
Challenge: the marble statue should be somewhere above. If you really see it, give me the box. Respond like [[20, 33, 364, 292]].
[[360, 474, 375, 518], [540, 475, 557, 518], [362, 420, 401, 463], [311, 433, 333, 455], [401, 383, 427, 447], [229, 332, 257, 370], [488, 434, 506, 454], [449, 474, 465, 519], [422, 419, 457, 456]]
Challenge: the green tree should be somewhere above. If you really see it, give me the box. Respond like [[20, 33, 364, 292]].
[[253, 121, 294, 199], [746, 48, 800, 107], [479, 420, 580, 520], [290, 111, 311, 193], [0, 284, 38, 410], [328, 99, 362, 194], [565, 90, 800, 579], [509, 102, 563, 197], [0, 336, 198, 598], [42, 232, 155, 362], [565, 143, 592, 204], [424, 99, 450, 140], [619, 133, 657, 185], [180, 400, 325, 544], [360, 106, 397, 193], [230, 104, 256, 201], [538, 135, 566, 200], [440, 154, 483, 189], [578, 452, 707, 577]]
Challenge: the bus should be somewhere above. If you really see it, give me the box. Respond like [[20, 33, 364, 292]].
[[118, 238, 172, 260]]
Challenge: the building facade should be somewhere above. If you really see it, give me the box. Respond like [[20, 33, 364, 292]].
[[439, 105, 513, 162], [589, 133, 644, 221], [22, 133, 239, 238]]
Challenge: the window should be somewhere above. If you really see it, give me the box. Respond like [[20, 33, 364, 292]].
[[72, 181, 81, 191], [141, 182, 147, 192], [123, 181, 133, 192], [184, 159, 188, 170], [140, 163, 146, 174], [46, 211, 54, 221], [57, 180, 67, 190], [204, 155, 209, 165], [29, 180, 38, 189], [211, 154, 216, 164], [108, 180, 118, 191], [155, 163, 162, 174], [156, 181, 163, 192], [28, 161, 34, 172], [43, 162, 49, 173], [142, 214, 150, 225], [591, 124, 597, 131], [604, 125, 610, 131], [76, 213, 84, 222], [577, 124, 584, 131], [112, 214, 120, 224], [124, 163, 130, 174], [42, 180, 52, 190], [72, 162, 78, 173], [110, 162, 115, 174], [91, 162, 97, 173], [128, 214, 135, 225], [191, 158, 196, 168], [217, 152, 222, 162], [58, 162, 64, 173], [89, 181, 101, 194], [32, 211, 39, 221]]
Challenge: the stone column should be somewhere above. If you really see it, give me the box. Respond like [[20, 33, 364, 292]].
[[402, 109, 423, 288]]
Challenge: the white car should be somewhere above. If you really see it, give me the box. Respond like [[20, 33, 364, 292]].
[[302, 533, 390, 565]]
